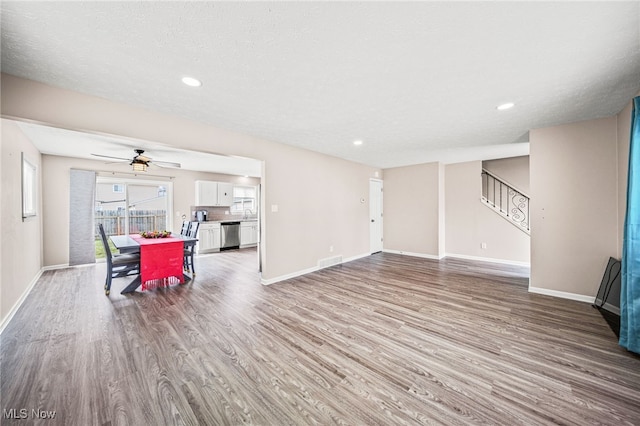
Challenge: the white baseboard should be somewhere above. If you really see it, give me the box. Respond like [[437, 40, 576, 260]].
[[381, 250, 530, 268], [382, 249, 444, 260], [344, 253, 371, 263], [261, 265, 321, 286], [261, 252, 371, 286], [45, 262, 98, 271], [528, 286, 595, 304], [42, 263, 69, 271], [0, 268, 43, 335], [445, 253, 530, 267]]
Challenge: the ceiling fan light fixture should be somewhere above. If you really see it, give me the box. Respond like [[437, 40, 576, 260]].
[[132, 162, 147, 172]]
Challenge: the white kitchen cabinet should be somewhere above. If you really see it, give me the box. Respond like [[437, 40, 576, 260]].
[[240, 221, 258, 247], [195, 181, 233, 206], [197, 223, 221, 253], [217, 182, 234, 206], [195, 181, 218, 205]]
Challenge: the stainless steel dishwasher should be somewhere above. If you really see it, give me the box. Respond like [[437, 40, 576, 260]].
[[220, 221, 241, 250]]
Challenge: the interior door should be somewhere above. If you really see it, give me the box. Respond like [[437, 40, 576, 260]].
[[370, 179, 383, 253], [258, 183, 262, 273]]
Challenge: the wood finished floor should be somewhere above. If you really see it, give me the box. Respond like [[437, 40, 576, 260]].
[[2, 249, 640, 425]]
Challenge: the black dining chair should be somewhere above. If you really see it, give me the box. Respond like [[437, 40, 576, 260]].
[[180, 220, 191, 236], [183, 221, 200, 275], [98, 224, 140, 296]]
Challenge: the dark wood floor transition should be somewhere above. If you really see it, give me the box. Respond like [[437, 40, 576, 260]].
[[2, 249, 640, 425]]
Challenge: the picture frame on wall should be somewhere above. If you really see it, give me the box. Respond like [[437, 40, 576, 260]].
[[22, 152, 37, 220]]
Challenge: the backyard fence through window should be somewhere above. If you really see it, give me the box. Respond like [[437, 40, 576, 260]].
[[95, 209, 168, 237]]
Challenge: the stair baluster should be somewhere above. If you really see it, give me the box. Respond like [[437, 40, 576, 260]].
[[481, 169, 530, 234]]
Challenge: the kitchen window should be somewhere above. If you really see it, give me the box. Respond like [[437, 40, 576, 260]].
[[231, 185, 256, 215]]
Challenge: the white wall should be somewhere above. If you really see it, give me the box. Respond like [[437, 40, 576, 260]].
[[1, 74, 380, 283], [445, 161, 530, 264], [483, 155, 530, 195], [1, 120, 43, 324], [383, 162, 443, 257], [382, 160, 529, 264], [530, 116, 618, 298]]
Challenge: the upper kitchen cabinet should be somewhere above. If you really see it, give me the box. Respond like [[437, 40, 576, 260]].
[[195, 181, 234, 206], [217, 182, 233, 206], [196, 180, 217, 205]]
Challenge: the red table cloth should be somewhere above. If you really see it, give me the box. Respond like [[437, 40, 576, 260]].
[[130, 234, 184, 290]]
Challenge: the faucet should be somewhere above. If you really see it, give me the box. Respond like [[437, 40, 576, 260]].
[[243, 209, 253, 220]]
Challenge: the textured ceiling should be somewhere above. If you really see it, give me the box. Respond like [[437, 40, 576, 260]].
[[2, 2, 639, 169]]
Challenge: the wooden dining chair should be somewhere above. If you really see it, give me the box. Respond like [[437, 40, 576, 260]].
[[98, 224, 140, 296], [180, 220, 191, 236], [183, 221, 200, 275]]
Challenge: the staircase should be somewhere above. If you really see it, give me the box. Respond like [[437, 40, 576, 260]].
[[481, 169, 530, 234]]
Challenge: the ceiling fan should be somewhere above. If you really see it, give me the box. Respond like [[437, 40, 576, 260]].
[[91, 149, 181, 171]]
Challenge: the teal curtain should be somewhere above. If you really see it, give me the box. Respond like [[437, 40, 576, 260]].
[[621, 96, 640, 354]]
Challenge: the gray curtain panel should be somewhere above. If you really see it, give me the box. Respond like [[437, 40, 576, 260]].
[[69, 169, 97, 266]]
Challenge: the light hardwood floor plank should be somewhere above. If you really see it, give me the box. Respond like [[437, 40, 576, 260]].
[[2, 250, 640, 425]]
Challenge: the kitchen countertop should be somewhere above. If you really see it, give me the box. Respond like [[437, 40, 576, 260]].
[[197, 219, 257, 224]]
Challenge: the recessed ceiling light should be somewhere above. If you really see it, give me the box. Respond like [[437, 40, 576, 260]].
[[181, 76, 202, 87], [353, 140, 363, 146], [497, 102, 515, 110]]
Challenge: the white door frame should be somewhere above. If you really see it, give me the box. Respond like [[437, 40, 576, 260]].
[[95, 176, 174, 235]]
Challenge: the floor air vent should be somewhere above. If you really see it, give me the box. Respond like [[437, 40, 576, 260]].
[[318, 255, 343, 269]]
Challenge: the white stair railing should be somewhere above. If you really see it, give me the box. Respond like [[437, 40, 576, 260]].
[[481, 169, 530, 234]]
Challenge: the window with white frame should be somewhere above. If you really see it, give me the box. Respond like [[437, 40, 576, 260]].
[[22, 154, 37, 219], [231, 185, 256, 215]]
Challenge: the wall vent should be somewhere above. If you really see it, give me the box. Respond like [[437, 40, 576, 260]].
[[318, 255, 343, 269]]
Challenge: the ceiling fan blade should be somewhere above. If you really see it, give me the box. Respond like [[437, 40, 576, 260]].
[[153, 160, 182, 168], [92, 151, 180, 169], [91, 153, 130, 162]]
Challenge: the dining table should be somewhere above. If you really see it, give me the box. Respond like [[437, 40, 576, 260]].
[[110, 233, 198, 294]]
